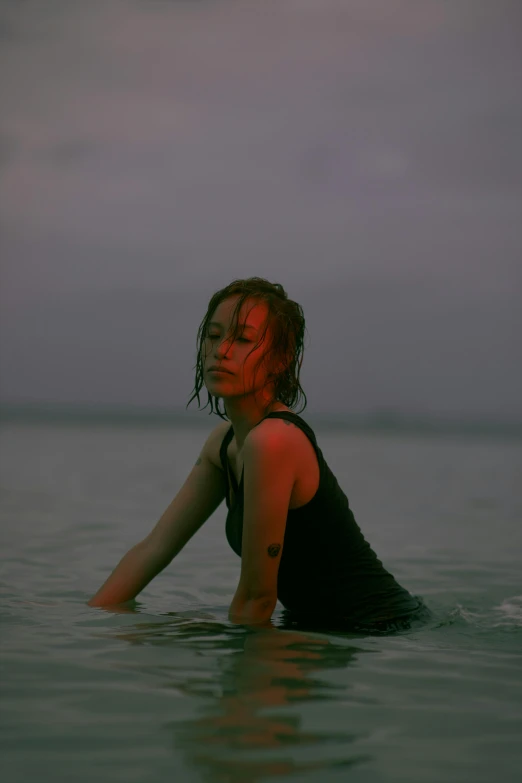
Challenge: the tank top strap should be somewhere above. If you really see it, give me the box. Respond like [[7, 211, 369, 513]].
[[219, 423, 234, 467], [219, 424, 236, 506]]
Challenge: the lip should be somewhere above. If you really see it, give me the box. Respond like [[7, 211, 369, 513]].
[[208, 366, 233, 375]]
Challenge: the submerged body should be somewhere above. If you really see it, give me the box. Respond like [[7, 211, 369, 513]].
[[219, 410, 430, 632], [88, 283, 431, 632]]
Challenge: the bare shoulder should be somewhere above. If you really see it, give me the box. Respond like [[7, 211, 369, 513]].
[[243, 418, 303, 492], [246, 416, 302, 450]]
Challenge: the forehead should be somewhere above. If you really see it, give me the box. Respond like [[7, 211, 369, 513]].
[[210, 296, 269, 330]]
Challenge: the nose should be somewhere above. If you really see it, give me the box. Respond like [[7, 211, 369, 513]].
[[209, 338, 232, 361]]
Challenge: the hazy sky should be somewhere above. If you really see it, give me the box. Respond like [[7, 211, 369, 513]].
[[1, 0, 521, 417]]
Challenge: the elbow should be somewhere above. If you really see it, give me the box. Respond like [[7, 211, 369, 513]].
[[229, 594, 277, 626]]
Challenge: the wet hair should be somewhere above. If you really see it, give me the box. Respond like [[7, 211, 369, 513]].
[[186, 277, 308, 420]]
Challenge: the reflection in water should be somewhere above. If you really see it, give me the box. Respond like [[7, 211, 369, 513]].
[[107, 606, 376, 782]]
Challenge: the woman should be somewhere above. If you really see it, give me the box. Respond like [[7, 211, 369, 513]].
[[88, 277, 431, 633]]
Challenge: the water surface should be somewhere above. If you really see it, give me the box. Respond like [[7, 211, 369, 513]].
[[1, 419, 521, 782]]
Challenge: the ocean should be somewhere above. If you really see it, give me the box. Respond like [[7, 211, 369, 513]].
[[1, 410, 521, 783]]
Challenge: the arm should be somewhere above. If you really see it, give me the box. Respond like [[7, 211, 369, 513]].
[[87, 539, 165, 607], [228, 422, 296, 626], [88, 422, 228, 607]]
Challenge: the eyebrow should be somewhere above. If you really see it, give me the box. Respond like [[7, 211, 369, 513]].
[[208, 321, 257, 332]]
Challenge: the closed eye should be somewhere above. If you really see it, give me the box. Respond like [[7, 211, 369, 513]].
[[207, 335, 250, 343]]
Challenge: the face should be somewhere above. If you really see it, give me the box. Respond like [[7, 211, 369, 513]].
[[201, 296, 281, 403]]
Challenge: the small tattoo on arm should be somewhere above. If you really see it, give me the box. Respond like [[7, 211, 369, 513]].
[[195, 457, 202, 466], [267, 543, 281, 558]]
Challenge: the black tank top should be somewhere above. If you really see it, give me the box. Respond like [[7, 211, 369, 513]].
[[219, 411, 422, 626]]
